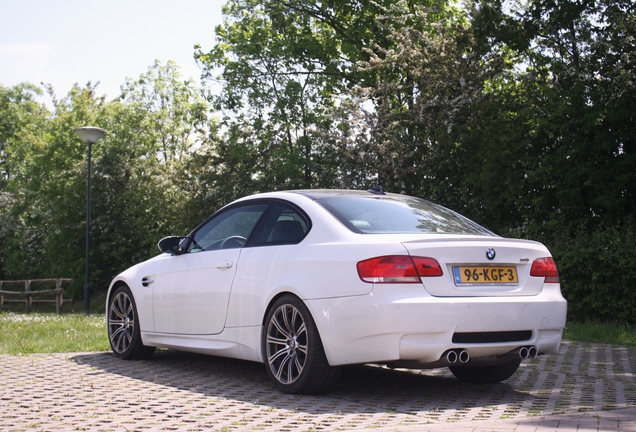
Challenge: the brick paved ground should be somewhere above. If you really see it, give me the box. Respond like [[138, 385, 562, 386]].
[[1, 341, 635, 431]]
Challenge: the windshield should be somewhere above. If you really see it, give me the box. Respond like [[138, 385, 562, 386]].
[[317, 196, 495, 236]]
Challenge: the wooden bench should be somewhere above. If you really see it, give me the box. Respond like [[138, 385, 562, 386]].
[[0, 279, 74, 314]]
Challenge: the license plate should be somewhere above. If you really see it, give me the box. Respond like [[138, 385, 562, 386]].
[[453, 266, 519, 285]]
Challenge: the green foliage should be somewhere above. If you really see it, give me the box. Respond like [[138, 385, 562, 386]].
[[0, 62, 218, 297], [196, 0, 334, 193], [194, 0, 460, 196], [540, 218, 636, 324], [0, 83, 48, 187], [87, 61, 219, 289], [0, 84, 49, 280]]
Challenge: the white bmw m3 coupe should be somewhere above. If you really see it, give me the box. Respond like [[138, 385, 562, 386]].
[[106, 188, 567, 394]]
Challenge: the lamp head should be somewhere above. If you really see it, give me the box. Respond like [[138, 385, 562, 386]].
[[74, 126, 107, 144]]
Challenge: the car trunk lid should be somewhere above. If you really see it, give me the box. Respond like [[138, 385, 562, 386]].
[[401, 237, 551, 297]]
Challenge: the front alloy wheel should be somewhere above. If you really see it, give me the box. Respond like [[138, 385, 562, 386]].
[[108, 285, 155, 360], [263, 295, 340, 394]]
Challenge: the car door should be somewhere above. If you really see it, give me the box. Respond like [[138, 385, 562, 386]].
[[224, 201, 312, 327], [152, 203, 269, 335]]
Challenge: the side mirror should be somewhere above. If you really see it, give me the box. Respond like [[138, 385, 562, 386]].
[[157, 236, 188, 254]]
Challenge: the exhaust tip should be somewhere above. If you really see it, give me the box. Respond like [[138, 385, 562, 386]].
[[445, 350, 458, 364], [528, 346, 538, 358], [458, 350, 470, 363], [519, 346, 529, 359]]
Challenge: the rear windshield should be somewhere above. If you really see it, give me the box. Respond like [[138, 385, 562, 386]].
[[317, 196, 495, 236]]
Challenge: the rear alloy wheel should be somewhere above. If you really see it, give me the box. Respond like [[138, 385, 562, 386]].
[[450, 358, 522, 384], [263, 295, 340, 394], [108, 285, 155, 360]]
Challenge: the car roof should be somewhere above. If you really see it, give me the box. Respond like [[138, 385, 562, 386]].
[[283, 188, 409, 200]]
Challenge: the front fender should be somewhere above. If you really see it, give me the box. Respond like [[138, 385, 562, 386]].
[[106, 253, 170, 333]]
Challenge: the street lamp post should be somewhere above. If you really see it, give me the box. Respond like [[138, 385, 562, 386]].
[[74, 126, 107, 315]]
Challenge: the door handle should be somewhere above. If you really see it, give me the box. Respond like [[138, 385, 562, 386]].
[[216, 261, 233, 269], [141, 277, 154, 287]]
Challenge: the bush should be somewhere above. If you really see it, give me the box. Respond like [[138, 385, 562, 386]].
[[544, 218, 636, 325]]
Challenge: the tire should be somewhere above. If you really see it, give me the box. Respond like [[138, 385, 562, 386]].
[[262, 295, 340, 394], [107, 285, 156, 360], [449, 358, 522, 384]]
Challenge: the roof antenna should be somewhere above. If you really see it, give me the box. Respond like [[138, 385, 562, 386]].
[[367, 185, 386, 195]]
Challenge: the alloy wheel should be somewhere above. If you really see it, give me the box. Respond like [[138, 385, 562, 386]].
[[265, 303, 308, 384], [108, 291, 135, 354]]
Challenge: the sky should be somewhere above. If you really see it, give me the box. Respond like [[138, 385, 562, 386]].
[[0, 0, 226, 103]]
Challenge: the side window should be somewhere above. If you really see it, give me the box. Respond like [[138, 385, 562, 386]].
[[253, 202, 310, 246], [188, 203, 269, 253]]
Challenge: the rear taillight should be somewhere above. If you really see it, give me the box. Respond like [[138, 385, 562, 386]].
[[412, 257, 444, 277], [357, 255, 442, 283], [530, 257, 560, 283]]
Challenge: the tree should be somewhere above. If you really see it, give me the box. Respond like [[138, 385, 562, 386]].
[[90, 61, 218, 291], [464, 0, 636, 322], [195, 0, 458, 196], [0, 62, 219, 297], [0, 83, 49, 279], [0, 82, 109, 288], [0, 83, 48, 188]]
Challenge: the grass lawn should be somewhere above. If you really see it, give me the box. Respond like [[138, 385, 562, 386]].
[[563, 321, 636, 346], [0, 313, 109, 354]]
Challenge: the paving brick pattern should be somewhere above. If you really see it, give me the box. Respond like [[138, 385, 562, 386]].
[[1, 341, 635, 431]]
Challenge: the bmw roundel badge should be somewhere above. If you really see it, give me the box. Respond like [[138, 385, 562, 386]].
[[486, 248, 496, 260]]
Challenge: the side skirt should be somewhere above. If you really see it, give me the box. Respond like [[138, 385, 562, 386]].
[[141, 325, 263, 363]]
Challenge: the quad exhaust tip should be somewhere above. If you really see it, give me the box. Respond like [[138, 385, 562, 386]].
[[444, 349, 470, 364], [510, 345, 538, 359], [444, 346, 537, 364], [444, 346, 536, 365]]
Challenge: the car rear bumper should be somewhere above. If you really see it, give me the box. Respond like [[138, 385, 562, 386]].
[[305, 284, 567, 367]]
